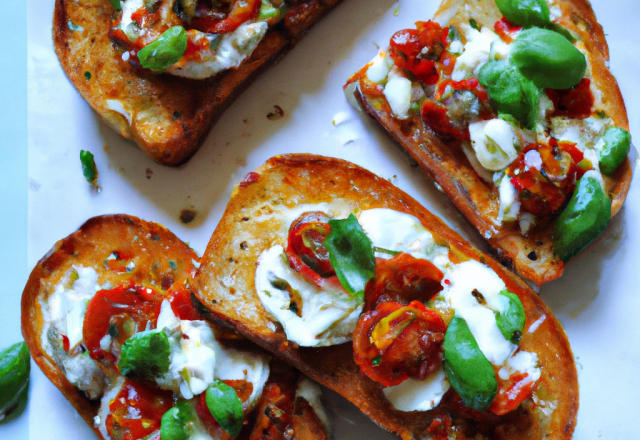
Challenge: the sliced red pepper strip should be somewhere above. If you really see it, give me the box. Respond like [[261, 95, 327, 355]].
[[489, 371, 536, 415]]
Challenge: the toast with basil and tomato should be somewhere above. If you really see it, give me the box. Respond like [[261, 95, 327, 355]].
[[345, 0, 634, 286], [21, 214, 329, 440], [192, 154, 579, 439], [53, 0, 341, 166]]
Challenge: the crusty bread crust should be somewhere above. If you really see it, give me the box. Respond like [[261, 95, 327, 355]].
[[192, 154, 579, 439], [53, 0, 342, 166], [21, 215, 199, 437], [353, 0, 633, 286]]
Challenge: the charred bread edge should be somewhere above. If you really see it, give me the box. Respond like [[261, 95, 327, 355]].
[[53, 0, 343, 166], [353, 0, 633, 286], [20, 214, 197, 439], [192, 154, 579, 438]]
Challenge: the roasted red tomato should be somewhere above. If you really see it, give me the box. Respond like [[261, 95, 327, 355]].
[[365, 252, 443, 311], [105, 380, 173, 440], [389, 21, 444, 85], [168, 284, 200, 321], [196, 379, 254, 438], [507, 140, 588, 217], [250, 373, 296, 440], [191, 0, 261, 34], [420, 100, 471, 141], [489, 370, 538, 416], [353, 300, 446, 387], [547, 78, 594, 120], [493, 17, 522, 44], [83, 282, 164, 361], [286, 211, 335, 285]]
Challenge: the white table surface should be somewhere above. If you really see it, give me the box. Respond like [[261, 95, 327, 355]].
[[2, 0, 639, 438]]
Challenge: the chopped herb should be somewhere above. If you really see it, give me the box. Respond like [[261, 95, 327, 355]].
[[480, 256, 486, 263], [84, 71, 91, 81], [469, 18, 479, 30], [393, 5, 399, 16], [597, 110, 607, 119], [108, 324, 119, 338], [79, 150, 99, 187], [108, 0, 122, 10], [169, 261, 177, 270], [373, 246, 400, 256], [372, 355, 382, 366], [68, 20, 82, 31], [267, 105, 284, 120]]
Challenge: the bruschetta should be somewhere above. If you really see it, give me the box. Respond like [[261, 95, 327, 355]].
[[21, 214, 329, 439], [192, 154, 579, 439], [345, 0, 634, 286], [54, 0, 341, 165]]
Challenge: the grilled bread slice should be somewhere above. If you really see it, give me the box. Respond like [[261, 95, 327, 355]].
[[347, 0, 633, 286], [21, 214, 329, 439], [53, 0, 341, 166], [192, 154, 579, 439]]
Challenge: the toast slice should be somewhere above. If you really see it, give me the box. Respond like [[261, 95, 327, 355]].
[[53, 0, 342, 166], [192, 154, 579, 439], [346, 0, 634, 286], [21, 214, 329, 439]]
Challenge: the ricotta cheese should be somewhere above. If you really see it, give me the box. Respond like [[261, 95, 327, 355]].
[[452, 26, 500, 81], [296, 378, 331, 433], [255, 245, 363, 347], [469, 118, 520, 171], [383, 67, 413, 120], [366, 49, 393, 84], [382, 365, 450, 412], [498, 177, 521, 223]]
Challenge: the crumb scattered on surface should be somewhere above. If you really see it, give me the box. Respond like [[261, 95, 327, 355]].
[[180, 209, 197, 224], [267, 105, 284, 120], [236, 157, 247, 166], [103, 145, 109, 153], [145, 168, 153, 179]]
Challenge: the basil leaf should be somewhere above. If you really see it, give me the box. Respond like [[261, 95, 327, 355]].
[[138, 26, 187, 72], [80, 150, 98, 185], [324, 214, 376, 298], [161, 401, 195, 440], [553, 174, 611, 262], [118, 330, 170, 381], [495, 290, 526, 344], [478, 60, 539, 129], [599, 126, 631, 176], [205, 380, 244, 438], [495, 0, 550, 28], [444, 316, 497, 411], [0, 342, 30, 416], [108, 0, 122, 11], [510, 28, 586, 90]]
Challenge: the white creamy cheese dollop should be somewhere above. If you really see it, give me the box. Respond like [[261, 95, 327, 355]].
[[383, 67, 413, 120], [469, 119, 519, 172], [451, 26, 500, 81], [382, 365, 450, 412], [255, 245, 363, 347]]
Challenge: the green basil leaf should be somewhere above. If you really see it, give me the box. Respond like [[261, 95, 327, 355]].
[[478, 60, 539, 129], [324, 214, 376, 298], [443, 316, 497, 411], [0, 342, 30, 416], [258, 0, 280, 20], [138, 26, 187, 72], [495, 290, 526, 344], [495, 0, 550, 28], [205, 380, 244, 438], [80, 150, 98, 185], [108, 0, 122, 11], [599, 126, 631, 176], [510, 28, 586, 90], [161, 401, 195, 440], [553, 174, 611, 262], [117, 330, 170, 381]]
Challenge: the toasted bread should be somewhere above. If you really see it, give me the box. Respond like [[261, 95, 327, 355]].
[[192, 154, 579, 439], [348, 0, 634, 286], [21, 214, 328, 439], [53, 0, 342, 166]]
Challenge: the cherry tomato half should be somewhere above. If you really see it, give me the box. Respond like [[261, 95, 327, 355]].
[[285, 211, 335, 286], [83, 282, 164, 361], [105, 380, 173, 440], [353, 300, 446, 387]]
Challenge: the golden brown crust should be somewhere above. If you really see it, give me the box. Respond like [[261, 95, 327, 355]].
[[21, 214, 198, 438], [53, 0, 342, 166], [353, 0, 633, 286], [192, 154, 579, 439]]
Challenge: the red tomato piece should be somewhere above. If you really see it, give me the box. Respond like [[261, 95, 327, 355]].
[[191, 0, 261, 34], [83, 283, 164, 361], [168, 285, 201, 321], [489, 372, 537, 415], [353, 300, 446, 387], [421, 100, 470, 140], [285, 211, 335, 286], [105, 380, 173, 440], [365, 252, 443, 312], [494, 17, 522, 44], [547, 78, 594, 119], [239, 172, 261, 188]]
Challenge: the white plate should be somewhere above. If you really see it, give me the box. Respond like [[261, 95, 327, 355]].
[[18, 0, 640, 438]]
